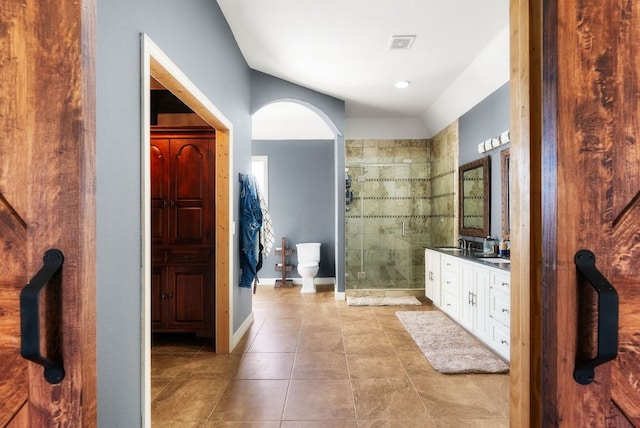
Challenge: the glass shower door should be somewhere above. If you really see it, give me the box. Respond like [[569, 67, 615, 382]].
[[345, 162, 430, 290]]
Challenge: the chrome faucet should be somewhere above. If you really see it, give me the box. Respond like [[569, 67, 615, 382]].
[[458, 237, 466, 250]]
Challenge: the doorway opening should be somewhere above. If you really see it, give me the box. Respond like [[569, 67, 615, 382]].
[[141, 34, 233, 427]]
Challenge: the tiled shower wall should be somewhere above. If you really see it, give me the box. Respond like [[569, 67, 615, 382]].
[[345, 122, 458, 291]]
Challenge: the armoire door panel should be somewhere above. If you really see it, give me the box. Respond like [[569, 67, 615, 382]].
[[170, 138, 210, 245], [173, 142, 205, 200], [169, 266, 208, 327], [174, 207, 204, 243], [150, 139, 169, 245]]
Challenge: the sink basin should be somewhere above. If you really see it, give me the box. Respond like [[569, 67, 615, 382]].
[[473, 252, 501, 258], [481, 258, 511, 264]]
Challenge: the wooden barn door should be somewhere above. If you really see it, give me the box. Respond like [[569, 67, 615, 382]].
[[0, 0, 96, 426], [539, 0, 640, 425]]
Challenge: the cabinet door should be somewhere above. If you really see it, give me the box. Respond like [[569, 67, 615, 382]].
[[150, 138, 170, 245], [151, 264, 167, 329], [167, 265, 212, 330], [459, 261, 474, 330], [169, 138, 213, 245], [473, 266, 491, 343], [424, 249, 441, 305]]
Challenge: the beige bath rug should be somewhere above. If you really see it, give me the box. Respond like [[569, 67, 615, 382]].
[[396, 310, 509, 374], [346, 296, 422, 306]]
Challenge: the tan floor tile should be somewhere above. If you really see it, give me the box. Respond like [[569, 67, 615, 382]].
[[259, 317, 303, 333], [298, 331, 345, 352], [151, 422, 201, 428], [152, 377, 228, 422], [412, 375, 508, 419], [151, 333, 207, 354], [151, 354, 194, 379], [396, 350, 440, 377], [357, 419, 437, 428], [151, 287, 512, 426], [384, 331, 421, 352], [201, 422, 280, 427], [151, 378, 170, 402], [343, 332, 394, 355], [231, 332, 256, 355], [210, 379, 288, 422], [347, 354, 406, 379], [351, 377, 428, 420], [283, 379, 356, 421], [233, 352, 294, 379], [433, 418, 509, 428], [300, 322, 342, 335], [282, 421, 358, 427], [181, 352, 242, 378], [291, 352, 349, 380], [248, 331, 299, 353]]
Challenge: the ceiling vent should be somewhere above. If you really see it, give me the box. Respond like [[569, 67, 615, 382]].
[[389, 35, 416, 50]]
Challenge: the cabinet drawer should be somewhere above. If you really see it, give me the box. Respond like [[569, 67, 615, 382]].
[[441, 255, 459, 273], [441, 292, 459, 320], [490, 271, 510, 293], [441, 270, 459, 296], [489, 318, 510, 360], [490, 285, 511, 327], [169, 249, 211, 264]]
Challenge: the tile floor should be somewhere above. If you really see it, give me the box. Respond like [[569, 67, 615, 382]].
[[151, 284, 509, 427]]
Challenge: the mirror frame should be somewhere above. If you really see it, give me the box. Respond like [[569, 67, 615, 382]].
[[501, 148, 510, 240], [459, 156, 491, 237]]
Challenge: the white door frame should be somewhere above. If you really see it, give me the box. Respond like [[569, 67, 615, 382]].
[[140, 34, 234, 428]]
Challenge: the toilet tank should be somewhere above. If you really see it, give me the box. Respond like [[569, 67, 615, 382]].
[[296, 243, 321, 262]]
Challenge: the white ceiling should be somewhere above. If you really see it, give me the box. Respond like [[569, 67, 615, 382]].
[[217, 0, 510, 137]]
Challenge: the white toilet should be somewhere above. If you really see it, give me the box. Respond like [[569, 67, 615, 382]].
[[296, 243, 321, 293]]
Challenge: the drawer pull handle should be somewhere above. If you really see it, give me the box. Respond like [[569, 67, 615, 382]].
[[573, 249, 618, 386], [501, 340, 508, 345], [501, 308, 509, 313], [20, 249, 66, 384]]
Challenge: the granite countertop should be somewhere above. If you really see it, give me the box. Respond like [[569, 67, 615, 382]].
[[426, 246, 511, 271]]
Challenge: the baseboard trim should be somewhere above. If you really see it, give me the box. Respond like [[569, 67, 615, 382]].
[[231, 311, 254, 352], [257, 277, 336, 286]]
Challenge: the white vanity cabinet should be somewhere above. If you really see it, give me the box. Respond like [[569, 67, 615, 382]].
[[424, 248, 510, 362]]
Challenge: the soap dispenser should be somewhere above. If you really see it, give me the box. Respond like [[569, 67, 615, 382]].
[[483, 236, 494, 253], [499, 238, 508, 257]]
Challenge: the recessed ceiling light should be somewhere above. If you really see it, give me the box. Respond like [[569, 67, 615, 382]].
[[395, 80, 410, 89]]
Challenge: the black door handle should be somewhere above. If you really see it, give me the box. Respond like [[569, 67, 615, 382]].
[[20, 249, 66, 384], [573, 249, 618, 385]]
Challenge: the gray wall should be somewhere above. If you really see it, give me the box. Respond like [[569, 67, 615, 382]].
[[458, 82, 510, 240], [96, 1, 346, 424], [252, 140, 336, 278], [250, 70, 346, 291]]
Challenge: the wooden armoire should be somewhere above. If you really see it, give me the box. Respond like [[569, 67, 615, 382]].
[[150, 127, 215, 338]]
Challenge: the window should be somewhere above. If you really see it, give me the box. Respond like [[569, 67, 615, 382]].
[[251, 155, 268, 206]]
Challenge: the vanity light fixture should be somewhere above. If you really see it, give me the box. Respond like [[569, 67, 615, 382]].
[[477, 129, 510, 153], [395, 80, 410, 89]]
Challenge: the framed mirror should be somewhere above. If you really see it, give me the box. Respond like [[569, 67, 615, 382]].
[[501, 148, 510, 240], [459, 157, 490, 237]]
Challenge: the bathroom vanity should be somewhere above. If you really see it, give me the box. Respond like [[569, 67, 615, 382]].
[[425, 247, 511, 361]]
